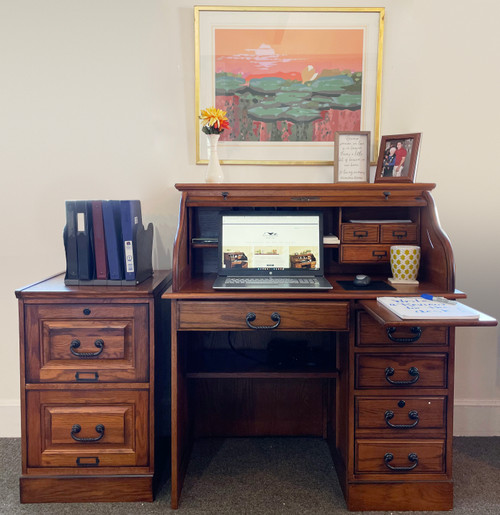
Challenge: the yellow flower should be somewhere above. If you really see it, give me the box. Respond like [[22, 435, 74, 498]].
[[200, 106, 230, 134]]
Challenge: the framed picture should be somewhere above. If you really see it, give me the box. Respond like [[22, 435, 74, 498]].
[[374, 133, 422, 183], [334, 131, 370, 182], [195, 6, 384, 165]]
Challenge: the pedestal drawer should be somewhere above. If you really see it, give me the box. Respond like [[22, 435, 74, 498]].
[[26, 389, 149, 469], [355, 439, 446, 475], [356, 354, 448, 389], [355, 397, 446, 434], [357, 312, 448, 346], [177, 301, 349, 331], [25, 304, 149, 382]]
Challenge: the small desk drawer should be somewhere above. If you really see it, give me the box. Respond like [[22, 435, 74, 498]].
[[380, 223, 418, 243], [355, 396, 446, 433], [355, 439, 446, 474], [341, 224, 379, 243], [26, 389, 149, 469], [357, 312, 448, 346], [356, 354, 448, 389], [177, 301, 349, 331], [25, 304, 149, 383], [340, 245, 390, 263]]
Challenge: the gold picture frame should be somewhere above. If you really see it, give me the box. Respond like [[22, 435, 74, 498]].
[[195, 6, 384, 165]]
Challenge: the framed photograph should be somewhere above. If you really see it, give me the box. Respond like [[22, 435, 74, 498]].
[[195, 6, 384, 165], [374, 133, 422, 183], [334, 131, 370, 182]]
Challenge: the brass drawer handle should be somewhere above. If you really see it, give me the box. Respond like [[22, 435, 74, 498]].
[[354, 230, 369, 238], [386, 326, 422, 343], [385, 366, 420, 385], [384, 452, 419, 471], [71, 423, 105, 442], [70, 338, 104, 358], [385, 409, 419, 429], [393, 230, 408, 239], [372, 250, 387, 258], [245, 312, 281, 330]]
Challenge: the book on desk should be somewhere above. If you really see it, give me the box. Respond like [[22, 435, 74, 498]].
[[377, 296, 481, 320]]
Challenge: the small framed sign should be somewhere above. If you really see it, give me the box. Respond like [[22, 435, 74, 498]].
[[334, 131, 371, 182]]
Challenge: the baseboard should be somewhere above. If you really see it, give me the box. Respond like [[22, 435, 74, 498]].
[[454, 399, 500, 436], [0, 401, 21, 437]]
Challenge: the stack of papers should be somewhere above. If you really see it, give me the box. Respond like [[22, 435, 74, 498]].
[[377, 297, 480, 320]]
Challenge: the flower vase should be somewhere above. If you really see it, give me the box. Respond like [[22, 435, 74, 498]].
[[205, 133, 224, 183]]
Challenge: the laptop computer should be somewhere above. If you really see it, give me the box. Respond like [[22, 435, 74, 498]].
[[212, 211, 332, 290]]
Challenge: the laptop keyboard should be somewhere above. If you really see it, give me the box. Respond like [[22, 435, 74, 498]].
[[225, 277, 318, 285]]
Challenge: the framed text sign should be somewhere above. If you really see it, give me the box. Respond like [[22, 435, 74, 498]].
[[195, 6, 384, 165], [334, 131, 370, 182]]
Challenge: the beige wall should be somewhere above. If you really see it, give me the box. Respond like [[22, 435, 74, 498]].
[[1, 0, 499, 436]]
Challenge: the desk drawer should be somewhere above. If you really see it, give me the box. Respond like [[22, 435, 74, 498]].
[[25, 304, 149, 383], [355, 396, 446, 433], [355, 439, 446, 475], [26, 389, 149, 469], [340, 245, 390, 263], [380, 223, 418, 243], [177, 301, 349, 331], [357, 312, 448, 346], [341, 224, 379, 243], [356, 354, 448, 389]]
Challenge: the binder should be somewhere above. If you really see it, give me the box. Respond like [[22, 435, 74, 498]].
[[75, 200, 94, 280], [91, 201, 108, 280], [64, 201, 78, 280], [120, 200, 142, 281], [102, 200, 123, 280]]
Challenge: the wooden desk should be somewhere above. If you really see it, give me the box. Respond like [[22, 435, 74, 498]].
[[165, 183, 495, 511]]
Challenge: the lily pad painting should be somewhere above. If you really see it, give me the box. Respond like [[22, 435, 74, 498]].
[[215, 29, 363, 143]]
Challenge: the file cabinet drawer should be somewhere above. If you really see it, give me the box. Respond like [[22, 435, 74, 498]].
[[340, 245, 390, 263], [355, 396, 446, 434], [177, 301, 349, 331], [355, 354, 448, 389], [26, 389, 149, 469], [380, 223, 418, 243], [341, 224, 379, 243], [357, 312, 448, 346], [25, 303, 149, 382], [355, 439, 446, 475]]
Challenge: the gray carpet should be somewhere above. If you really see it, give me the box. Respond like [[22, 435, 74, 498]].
[[0, 437, 498, 514]]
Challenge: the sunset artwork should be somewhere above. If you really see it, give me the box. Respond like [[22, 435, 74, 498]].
[[214, 29, 364, 143]]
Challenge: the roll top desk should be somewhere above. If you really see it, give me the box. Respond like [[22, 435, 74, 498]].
[[165, 183, 496, 511]]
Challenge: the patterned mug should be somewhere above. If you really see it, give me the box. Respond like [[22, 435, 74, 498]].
[[390, 245, 421, 282]]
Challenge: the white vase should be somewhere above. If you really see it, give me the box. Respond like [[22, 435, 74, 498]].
[[205, 133, 224, 183]]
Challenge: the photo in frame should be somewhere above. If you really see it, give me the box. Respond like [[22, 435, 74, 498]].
[[195, 6, 384, 165], [374, 133, 422, 183], [334, 131, 370, 182]]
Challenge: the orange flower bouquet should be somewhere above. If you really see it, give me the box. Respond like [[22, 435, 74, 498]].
[[200, 107, 230, 135]]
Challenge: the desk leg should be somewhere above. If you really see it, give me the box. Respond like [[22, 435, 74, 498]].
[[170, 301, 191, 509]]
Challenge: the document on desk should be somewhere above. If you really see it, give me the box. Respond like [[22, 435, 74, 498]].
[[377, 296, 480, 320]]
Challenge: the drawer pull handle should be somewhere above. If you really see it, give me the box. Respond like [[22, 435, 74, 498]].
[[372, 250, 387, 258], [393, 230, 408, 239], [386, 326, 422, 343], [385, 409, 419, 429], [246, 312, 281, 330], [76, 456, 100, 467], [75, 371, 99, 382], [70, 339, 104, 358], [83, 308, 91, 315], [385, 366, 420, 385], [354, 230, 368, 238], [384, 452, 419, 471], [71, 424, 105, 442]]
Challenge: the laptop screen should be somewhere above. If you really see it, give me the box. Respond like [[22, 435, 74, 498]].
[[218, 211, 324, 276]]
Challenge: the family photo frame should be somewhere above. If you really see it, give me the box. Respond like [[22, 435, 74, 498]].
[[195, 6, 384, 165], [374, 133, 422, 183]]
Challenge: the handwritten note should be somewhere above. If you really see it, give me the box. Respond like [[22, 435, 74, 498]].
[[336, 133, 368, 182]]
